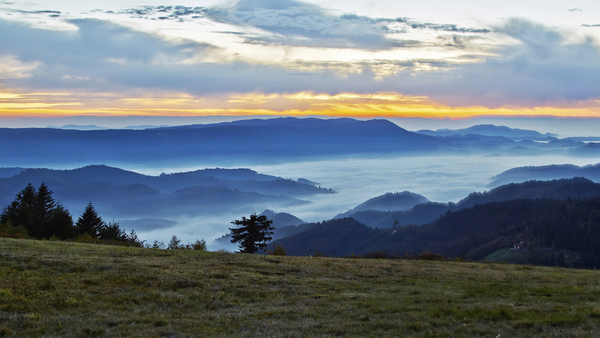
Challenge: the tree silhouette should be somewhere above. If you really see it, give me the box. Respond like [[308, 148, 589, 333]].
[[230, 214, 274, 254], [47, 204, 76, 239], [35, 183, 56, 220], [1, 183, 76, 239], [98, 221, 127, 241], [76, 202, 105, 238]]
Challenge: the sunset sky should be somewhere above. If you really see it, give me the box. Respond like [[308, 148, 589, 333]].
[[1, 0, 600, 122]]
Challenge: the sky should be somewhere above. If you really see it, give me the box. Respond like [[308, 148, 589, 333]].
[[1, 0, 600, 122]]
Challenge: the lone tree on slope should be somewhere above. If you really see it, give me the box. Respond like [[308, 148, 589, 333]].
[[229, 214, 274, 254]]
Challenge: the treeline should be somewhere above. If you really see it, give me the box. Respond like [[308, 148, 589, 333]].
[[380, 196, 600, 268], [274, 197, 600, 269], [0, 183, 144, 246]]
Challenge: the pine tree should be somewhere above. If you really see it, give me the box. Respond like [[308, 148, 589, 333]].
[[229, 214, 274, 254], [1, 183, 76, 239], [47, 204, 76, 240], [97, 221, 127, 241], [76, 202, 105, 238], [35, 183, 56, 220]]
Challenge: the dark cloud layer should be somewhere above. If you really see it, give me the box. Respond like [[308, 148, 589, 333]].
[[118, 5, 206, 22]]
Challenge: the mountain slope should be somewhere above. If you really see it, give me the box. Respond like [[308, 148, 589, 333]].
[[347, 177, 600, 228], [0, 165, 323, 220], [335, 191, 428, 219], [416, 124, 557, 139], [275, 196, 600, 267], [0, 118, 438, 166], [490, 163, 600, 187]]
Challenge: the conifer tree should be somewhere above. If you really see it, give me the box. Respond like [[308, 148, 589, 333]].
[[0, 183, 73, 239], [47, 204, 76, 240], [35, 183, 56, 220], [229, 214, 274, 254], [76, 202, 105, 238]]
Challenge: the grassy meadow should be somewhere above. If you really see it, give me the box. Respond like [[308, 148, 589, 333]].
[[1, 238, 600, 337]]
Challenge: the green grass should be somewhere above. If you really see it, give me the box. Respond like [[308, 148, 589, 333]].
[[2, 238, 600, 337], [483, 248, 529, 264], [484, 248, 580, 266]]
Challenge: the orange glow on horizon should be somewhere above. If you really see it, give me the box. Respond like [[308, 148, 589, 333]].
[[1, 90, 600, 120]]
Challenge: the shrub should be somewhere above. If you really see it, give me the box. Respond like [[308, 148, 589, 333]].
[[0, 221, 28, 239], [149, 240, 165, 249], [418, 252, 445, 261], [190, 239, 207, 251], [167, 235, 183, 249], [364, 250, 389, 259], [126, 230, 146, 247], [268, 244, 286, 256]]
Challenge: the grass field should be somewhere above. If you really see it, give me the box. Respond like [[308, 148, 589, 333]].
[[1, 238, 600, 337]]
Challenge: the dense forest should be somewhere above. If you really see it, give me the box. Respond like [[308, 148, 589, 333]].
[[275, 194, 600, 269], [344, 177, 600, 228]]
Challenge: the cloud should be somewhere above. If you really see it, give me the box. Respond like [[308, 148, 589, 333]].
[[408, 22, 490, 33], [582, 24, 600, 27], [0, 12, 598, 111], [392, 18, 600, 107], [0, 18, 217, 91], [0, 55, 40, 79], [116, 5, 206, 22], [568, 8, 583, 12], [201, 0, 488, 50], [205, 0, 404, 50]]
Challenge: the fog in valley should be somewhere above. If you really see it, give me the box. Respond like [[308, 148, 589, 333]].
[[3, 117, 600, 250], [126, 154, 597, 250]]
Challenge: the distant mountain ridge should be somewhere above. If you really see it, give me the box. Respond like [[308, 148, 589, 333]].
[[1, 165, 333, 195], [1, 118, 597, 167], [0, 165, 332, 223], [328, 177, 600, 229], [490, 163, 600, 187], [416, 124, 557, 139], [335, 191, 428, 219], [0, 118, 439, 167]]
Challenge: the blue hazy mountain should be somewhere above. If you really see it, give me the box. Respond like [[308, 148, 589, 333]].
[[0, 165, 333, 196], [0, 167, 25, 178], [570, 143, 600, 157], [273, 178, 600, 260], [0, 117, 438, 167], [416, 124, 557, 139], [275, 196, 600, 264], [334, 191, 428, 219], [0, 165, 331, 219], [1, 118, 595, 167], [258, 209, 305, 228], [490, 163, 600, 187], [335, 177, 600, 229]]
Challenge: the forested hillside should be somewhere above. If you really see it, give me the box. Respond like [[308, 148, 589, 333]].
[[345, 177, 600, 228], [275, 195, 600, 268]]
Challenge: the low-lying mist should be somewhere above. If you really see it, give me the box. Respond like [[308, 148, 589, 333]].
[[124, 154, 596, 250]]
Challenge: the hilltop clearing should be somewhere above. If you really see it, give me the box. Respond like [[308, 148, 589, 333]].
[[1, 238, 600, 337]]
